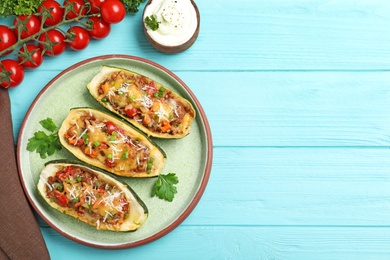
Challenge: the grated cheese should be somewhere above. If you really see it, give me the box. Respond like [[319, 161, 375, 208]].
[[41, 175, 53, 191], [87, 125, 95, 133], [74, 128, 88, 146], [107, 89, 116, 101], [118, 85, 130, 93], [94, 123, 106, 129], [67, 185, 80, 200], [155, 102, 169, 122], [139, 95, 153, 108], [102, 191, 123, 213], [71, 119, 80, 130]]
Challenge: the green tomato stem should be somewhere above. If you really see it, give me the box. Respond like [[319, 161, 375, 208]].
[[0, 12, 99, 56]]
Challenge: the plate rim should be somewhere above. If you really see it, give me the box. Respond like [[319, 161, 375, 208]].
[[16, 54, 213, 249]]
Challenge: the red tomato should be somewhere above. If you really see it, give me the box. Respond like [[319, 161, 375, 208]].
[[146, 81, 157, 96], [56, 171, 67, 181], [88, 0, 105, 14], [0, 59, 24, 88], [17, 44, 44, 69], [64, 0, 87, 19], [98, 185, 106, 194], [0, 25, 17, 55], [125, 107, 138, 118], [106, 121, 117, 134], [105, 158, 115, 168], [56, 166, 74, 180], [13, 15, 41, 39], [38, 0, 64, 26], [101, 0, 126, 24], [66, 26, 90, 50], [65, 166, 74, 174], [38, 29, 66, 56], [88, 17, 111, 39], [54, 191, 69, 207]]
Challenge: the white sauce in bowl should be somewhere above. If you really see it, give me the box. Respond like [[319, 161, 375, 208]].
[[143, 0, 198, 47]]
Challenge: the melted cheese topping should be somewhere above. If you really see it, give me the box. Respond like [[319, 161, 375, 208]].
[[97, 70, 194, 137], [44, 165, 130, 230], [64, 111, 153, 174]]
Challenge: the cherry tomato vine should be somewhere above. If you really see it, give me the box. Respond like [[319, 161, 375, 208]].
[[0, 0, 128, 88]]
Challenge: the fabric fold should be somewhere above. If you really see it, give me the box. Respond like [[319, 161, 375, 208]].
[[0, 89, 50, 260]]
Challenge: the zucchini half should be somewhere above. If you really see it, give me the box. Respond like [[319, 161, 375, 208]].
[[87, 66, 196, 138], [37, 160, 148, 232], [59, 107, 166, 178]]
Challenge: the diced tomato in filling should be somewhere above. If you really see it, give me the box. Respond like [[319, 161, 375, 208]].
[[64, 113, 151, 173], [98, 72, 192, 136], [54, 191, 68, 207], [98, 185, 105, 195], [65, 134, 84, 146], [45, 166, 131, 230], [106, 121, 117, 134], [125, 107, 138, 118], [56, 166, 73, 181], [146, 81, 157, 96], [105, 158, 115, 168], [105, 121, 125, 135]]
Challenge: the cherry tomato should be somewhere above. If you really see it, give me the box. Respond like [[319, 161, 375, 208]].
[[0, 59, 25, 88], [38, 0, 64, 26], [38, 29, 66, 56], [13, 15, 41, 39], [17, 44, 44, 69], [101, 0, 126, 24], [0, 25, 17, 55], [64, 0, 87, 19], [88, 0, 105, 14], [88, 17, 111, 39], [66, 26, 90, 51]]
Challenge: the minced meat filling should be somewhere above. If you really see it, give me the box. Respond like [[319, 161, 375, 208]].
[[45, 165, 130, 229], [98, 71, 191, 136], [64, 112, 153, 174]]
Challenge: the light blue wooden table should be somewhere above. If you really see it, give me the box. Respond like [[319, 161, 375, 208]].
[[4, 0, 390, 258]]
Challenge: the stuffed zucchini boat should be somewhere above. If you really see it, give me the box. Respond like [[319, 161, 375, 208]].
[[59, 107, 166, 178], [87, 66, 196, 138], [37, 160, 148, 232]]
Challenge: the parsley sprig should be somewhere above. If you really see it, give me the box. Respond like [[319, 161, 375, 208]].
[[144, 15, 160, 31], [122, 0, 145, 14], [152, 173, 179, 202], [0, 0, 144, 18], [26, 118, 61, 159]]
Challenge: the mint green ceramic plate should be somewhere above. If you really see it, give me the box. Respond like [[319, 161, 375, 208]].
[[17, 55, 212, 249]]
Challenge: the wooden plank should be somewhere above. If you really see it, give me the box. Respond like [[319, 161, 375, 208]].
[[35, 147, 390, 227], [11, 71, 390, 147], [51, 0, 390, 71], [40, 225, 390, 259], [2, 0, 390, 71], [187, 147, 390, 226], [177, 71, 390, 147]]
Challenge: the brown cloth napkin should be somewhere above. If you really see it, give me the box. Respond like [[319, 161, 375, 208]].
[[0, 89, 50, 260]]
